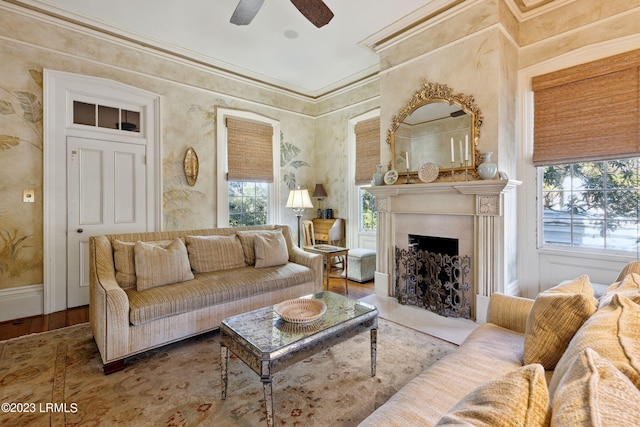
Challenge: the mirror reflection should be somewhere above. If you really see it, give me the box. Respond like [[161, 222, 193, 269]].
[[387, 79, 482, 178], [394, 102, 472, 172]]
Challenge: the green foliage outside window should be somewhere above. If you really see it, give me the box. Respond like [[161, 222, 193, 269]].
[[360, 188, 377, 232], [228, 181, 268, 227], [542, 159, 639, 252]]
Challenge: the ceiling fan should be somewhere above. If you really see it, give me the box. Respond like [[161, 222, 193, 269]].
[[230, 0, 334, 28]]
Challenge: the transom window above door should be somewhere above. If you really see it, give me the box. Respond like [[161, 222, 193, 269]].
[[73, 101, 140, 132]]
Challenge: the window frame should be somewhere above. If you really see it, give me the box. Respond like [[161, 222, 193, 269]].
[[216, 109, 280, 227]]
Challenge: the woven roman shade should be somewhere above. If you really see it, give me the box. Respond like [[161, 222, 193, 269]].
[[532, 50, 640, 166], [354, 117, 381, 185], [226, 117, 274, 182]]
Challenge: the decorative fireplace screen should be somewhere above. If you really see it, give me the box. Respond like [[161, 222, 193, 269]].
[[394, 241, 472, 319]]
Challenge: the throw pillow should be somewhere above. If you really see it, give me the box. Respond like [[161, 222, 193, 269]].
[[523, 275, 598, 370], [254, 232, 289, 268], [548, 293, 640, 398], [598, 272, 640, 308], [435, 364, 550, 427], [113, 239, 174, 289], [615, 260, 640, 282], [134, 238, 194, 290], [185, 234, 246, 273], [552, 347, 640, 425], [236, 229, 283, 265]]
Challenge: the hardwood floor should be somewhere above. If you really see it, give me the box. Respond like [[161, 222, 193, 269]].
[[0, 269, 373, 341], [0, 305, 90, 341]]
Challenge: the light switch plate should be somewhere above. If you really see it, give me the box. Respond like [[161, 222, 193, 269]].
[[23, 189, 35, 203]]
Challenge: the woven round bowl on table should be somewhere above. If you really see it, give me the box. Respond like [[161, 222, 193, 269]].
[[275, 299, 327, 324]]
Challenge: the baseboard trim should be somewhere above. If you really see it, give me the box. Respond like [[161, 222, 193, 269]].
[[0, 284, 44, 322]]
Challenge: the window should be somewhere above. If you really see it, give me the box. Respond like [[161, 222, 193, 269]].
[[359, 187, 377, 232], [228, 182, 269, 226], [533, 50, 640, 255], [73, 101, 140, 132], [541, 159, 639, 253], [217, 110, 280, 227]]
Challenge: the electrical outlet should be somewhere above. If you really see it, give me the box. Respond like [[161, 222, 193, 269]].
[[23, 189, 35, 203]]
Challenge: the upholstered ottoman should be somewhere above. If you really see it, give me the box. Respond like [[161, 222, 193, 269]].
[[344, 248, 376, 282]]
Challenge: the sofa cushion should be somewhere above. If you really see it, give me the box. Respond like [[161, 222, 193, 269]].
[[185, 234, 246, 273], [435, 364, 550, 427], [113, 239, 175, 289], [125, 263, 314, 325], [548, 293, 640, 398], [134, 239, 194, 290], [524, 275, 597, 370], [599, 272, 640, 308], [254, 232, 288, 268], [236, 229, 284, 265]]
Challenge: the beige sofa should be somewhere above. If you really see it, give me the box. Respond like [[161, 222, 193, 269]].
[[360, 271, 640, 426], [89, 225, 322, 374]]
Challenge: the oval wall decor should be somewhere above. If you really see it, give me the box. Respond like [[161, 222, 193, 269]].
[[184, 147, 199, 186]]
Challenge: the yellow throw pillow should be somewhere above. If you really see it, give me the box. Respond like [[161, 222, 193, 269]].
[[113, 239, 174, 289], [523, 275, 598, 370], [134, 238, 194, 290], [552, 348, 640, 426], [615, 260, 640, 282], [236, 229, 284, 265], [254, 232, 289, 268], [599, 272, 640, 309], [435, 364, 550, 427], [185, 234, 246, 273], [548, 293, 640, 398]]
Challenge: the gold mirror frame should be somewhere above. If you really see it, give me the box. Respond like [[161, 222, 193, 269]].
[[387, 79, 483, 177]]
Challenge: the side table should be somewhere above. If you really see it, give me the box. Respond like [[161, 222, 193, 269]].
[[303, 244, 349, 294]]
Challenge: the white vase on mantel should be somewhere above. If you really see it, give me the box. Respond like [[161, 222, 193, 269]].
[[478, 152, 498, 180]]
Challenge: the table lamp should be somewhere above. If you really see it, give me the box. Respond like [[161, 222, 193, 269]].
[[312, 183, 328, 218], [286, 186, 314, 247]]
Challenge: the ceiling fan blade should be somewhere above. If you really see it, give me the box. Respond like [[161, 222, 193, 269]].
[[290, 0, 334, 28], [230, 0, 265, 25]]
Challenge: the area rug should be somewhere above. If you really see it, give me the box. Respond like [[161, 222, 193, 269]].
[[0, 319, 456, 426]]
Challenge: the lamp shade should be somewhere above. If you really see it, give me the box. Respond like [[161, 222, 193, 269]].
[[286, 188, 314, 209], [312, 183, 327, 198]]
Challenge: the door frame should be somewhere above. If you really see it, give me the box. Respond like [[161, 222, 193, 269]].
[[43, 69, 161, 314]]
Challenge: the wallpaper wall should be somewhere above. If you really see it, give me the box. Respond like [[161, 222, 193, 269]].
[[0, 6, 373, 293]]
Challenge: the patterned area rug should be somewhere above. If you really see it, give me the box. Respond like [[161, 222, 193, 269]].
[[0, 319, 456, 426]]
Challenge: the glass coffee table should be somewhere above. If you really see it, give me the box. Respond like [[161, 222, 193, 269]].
[[220, 291, 378, 427]]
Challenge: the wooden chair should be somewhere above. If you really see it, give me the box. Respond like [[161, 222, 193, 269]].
[[302, 220, 315, 246]]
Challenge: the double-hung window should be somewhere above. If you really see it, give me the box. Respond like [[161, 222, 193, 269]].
[[217, 110, 279, 227], [354, 116, 380, 232], [533, 50, 640, 254]]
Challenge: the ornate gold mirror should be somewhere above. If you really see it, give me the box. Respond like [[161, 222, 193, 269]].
[[387, 79, 483, 178]]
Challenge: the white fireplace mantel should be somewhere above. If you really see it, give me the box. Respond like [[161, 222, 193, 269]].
[[368, 179, 521, 322]]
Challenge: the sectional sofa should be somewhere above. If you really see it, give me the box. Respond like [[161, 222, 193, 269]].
[[89, 224, 322, 373]]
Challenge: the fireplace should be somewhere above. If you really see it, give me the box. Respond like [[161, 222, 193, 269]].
[[368, 179, 520, 323], [395, 235, 471, 319]]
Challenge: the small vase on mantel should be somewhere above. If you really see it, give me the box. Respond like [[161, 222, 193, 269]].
[[373, 164, 384, 186], [478, 152, 498, 180]]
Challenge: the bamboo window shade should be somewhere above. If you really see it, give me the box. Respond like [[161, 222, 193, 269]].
[[354, 116, 381, 185], [226, 117, 274, 182], [531, 50, 640, 166]]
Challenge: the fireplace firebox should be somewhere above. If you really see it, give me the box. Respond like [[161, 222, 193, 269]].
[[395, 234, 471, 319]]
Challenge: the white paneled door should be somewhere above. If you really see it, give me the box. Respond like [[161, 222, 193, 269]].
[[66, 136, 147, 308]]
